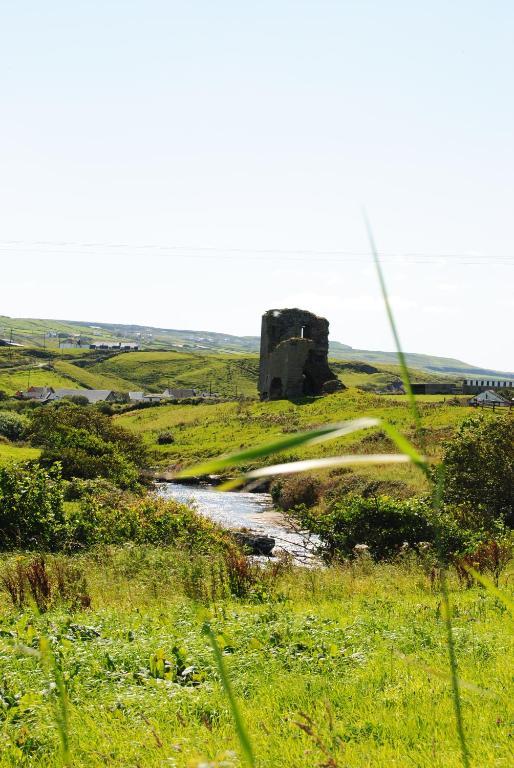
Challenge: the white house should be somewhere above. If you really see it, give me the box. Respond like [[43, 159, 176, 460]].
[[469, 390, 511, 407]]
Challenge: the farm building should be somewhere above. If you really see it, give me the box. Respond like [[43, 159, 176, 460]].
[[128, 388, 202, 403], [89, 342, 139, 351], [411, 382, 456, 395], [162, 387, 198, 399], [463, 378, 514, 394], [469, 390, 512, 407], [16, 386, 54, 402]]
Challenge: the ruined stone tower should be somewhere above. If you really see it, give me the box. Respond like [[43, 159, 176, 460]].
[[258, 308, 344, 400]]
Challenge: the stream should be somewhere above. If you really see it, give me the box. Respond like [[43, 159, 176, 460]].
[[157, 482, 317, 562]]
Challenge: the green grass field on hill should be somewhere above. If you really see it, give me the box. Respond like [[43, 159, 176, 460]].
[[0, 442, 41, 465], [0, 346, 462, 399], [116, 388, 473, 495]]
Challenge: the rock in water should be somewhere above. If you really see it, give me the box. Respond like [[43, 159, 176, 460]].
[[234, 532, 275, 556]]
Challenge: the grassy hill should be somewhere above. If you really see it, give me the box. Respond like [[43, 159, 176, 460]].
[[116, 388, 474, 499], [2, 314, 512, 378], [0, 344, 466, 398]]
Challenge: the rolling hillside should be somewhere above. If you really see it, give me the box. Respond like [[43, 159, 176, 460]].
[[0, 345, 466, 399], [2, 314, 512, 378]]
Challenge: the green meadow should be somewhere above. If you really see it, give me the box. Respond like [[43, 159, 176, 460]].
[[0, 549, 511, 768], [0, 346, 511, 768], [0, 346, 460, 400], [116, 389, 470, 493], [0, 442, 41, 466]]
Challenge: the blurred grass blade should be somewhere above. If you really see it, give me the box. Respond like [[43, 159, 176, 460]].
[[395, 652, 502, 701], [242, 453, 412, 480], [177, 417, 379, 477], [380, 422, 428, 473], [204, 623, 255, 767], [39, 636, 71, 767], [363, 210, 423, 442], [439, 569, 470, 768], [464, 566, 514, 617]]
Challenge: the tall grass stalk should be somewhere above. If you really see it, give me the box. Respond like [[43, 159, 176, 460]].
[[39, 636, 71, 766], [17, 634, 71, 765], [204, 623, 256, 767], [363, 209, 424, 447], [365, 216, 470, 768]]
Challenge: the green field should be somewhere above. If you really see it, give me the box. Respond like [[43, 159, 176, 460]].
[[2, 313, 512, 378], [0, 549, 511, 767], [0, 442, 41, 465], [1, 348, 444, 398], [116, 389, 471, 493], [0, 350, 260, 398]]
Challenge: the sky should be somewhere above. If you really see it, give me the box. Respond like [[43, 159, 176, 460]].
[[1, 1, 513, 370]]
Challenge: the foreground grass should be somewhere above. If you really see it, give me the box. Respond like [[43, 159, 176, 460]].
[[0, 548, 511, 767]]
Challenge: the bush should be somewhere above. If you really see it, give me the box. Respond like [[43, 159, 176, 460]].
[[0, 462, 65, 550], [271, 474, 321, 511], [0, 410, 30, 441], [156, 430, 175, 445], [293, 495, 468, 562], [442, 415, 514, 528], [29, 403, 147, 488], [40, 445, 140, 490], [63, 488, 231, 553], [63, 395, 90, 406]]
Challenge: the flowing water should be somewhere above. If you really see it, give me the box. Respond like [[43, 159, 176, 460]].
[[157, 482, 317, 562]]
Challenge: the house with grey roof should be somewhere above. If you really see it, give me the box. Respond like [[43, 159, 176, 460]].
[[162, 387, 198, 399], [469, 390, 512, 407], [16, 386, 54, 402], [51, 388, 116, 404]]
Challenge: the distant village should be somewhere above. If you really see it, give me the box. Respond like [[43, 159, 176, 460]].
[[3, 317, 514, 410], [15, 386, 214, 405]]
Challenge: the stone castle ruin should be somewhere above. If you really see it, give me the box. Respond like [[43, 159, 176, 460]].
[[258, 308, 344, 400]]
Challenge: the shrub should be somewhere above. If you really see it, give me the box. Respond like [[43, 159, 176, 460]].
[[0, 410, 30, 441], [63, 490, 231, 553], [40, 445, 140, 489], [271, 474, 321, 511], [156, 430, 175, 445], [29, 403, 147, 488], [63, 395, 90, 406], [96, 401, 114, 415], [442, 415, 514, 528], [0, 462, 65, 550], [29, 403, 147, 466], [293, 495, 468, 562]]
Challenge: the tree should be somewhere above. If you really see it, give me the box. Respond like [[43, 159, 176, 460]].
[[442, 415, 514, 528], [29, 403, 147, 488]]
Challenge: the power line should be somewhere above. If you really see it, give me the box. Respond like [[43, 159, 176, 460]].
[[0, 239, 512, 261], [0, 243, 512, 266]]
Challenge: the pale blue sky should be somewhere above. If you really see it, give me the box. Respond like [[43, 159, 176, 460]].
[[1, 1, 513, 369]]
